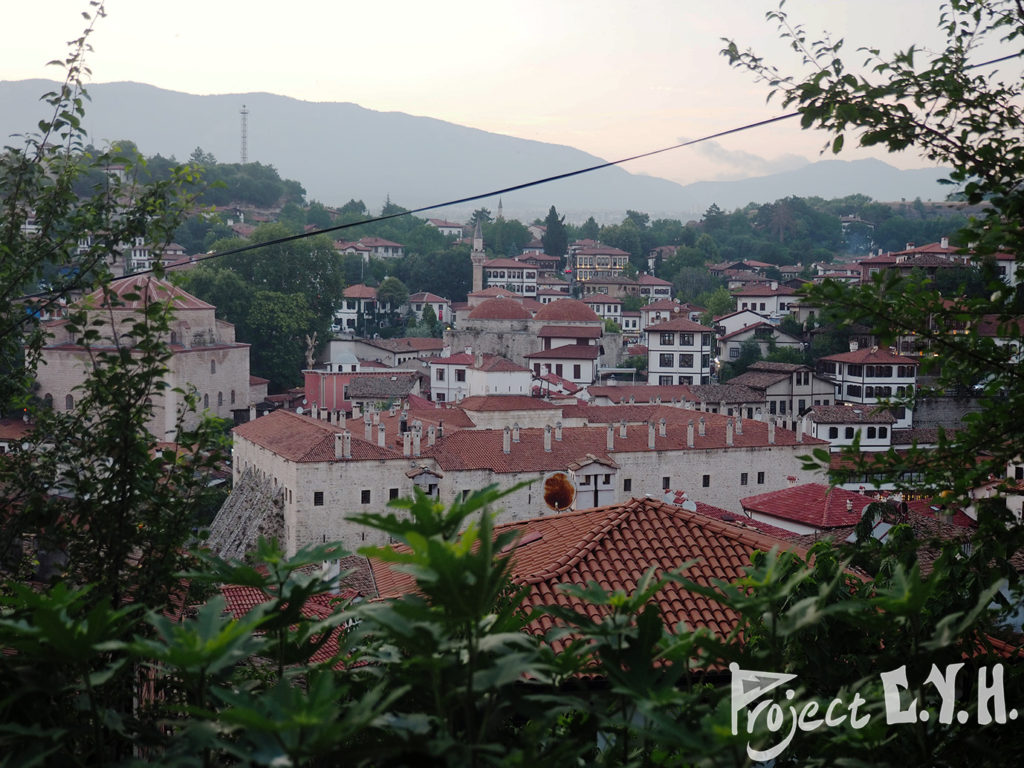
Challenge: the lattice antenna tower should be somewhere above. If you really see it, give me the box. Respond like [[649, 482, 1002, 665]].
[[240, 104, 249, 164]]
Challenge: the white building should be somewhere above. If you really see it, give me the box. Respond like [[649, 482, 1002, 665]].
[[817, 346, 919, 429], [801, 405, 896, 452], [482, 258, 538, 297], [645, 317, 714, 385]]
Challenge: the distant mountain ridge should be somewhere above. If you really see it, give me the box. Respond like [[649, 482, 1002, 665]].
[[0, 79, 953, 221]]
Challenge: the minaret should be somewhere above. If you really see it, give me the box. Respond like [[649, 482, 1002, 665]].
[[497, 198, 504, 220], [470, 220, 486, 294]]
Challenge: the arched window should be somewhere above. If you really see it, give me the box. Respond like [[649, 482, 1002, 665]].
[[43, 393, 53, 409], [65, 394, 74, 410], [217, 391, 223, 407], [210, 359, 216, 375], [230, 390, 236, 404], [203, 393, 209, 408], [170, 331, 178, 345]]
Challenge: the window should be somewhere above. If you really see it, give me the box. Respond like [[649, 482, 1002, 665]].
[[845, 427, 855, 439], [203, 393, 209, 408], [555, 364, 563, 377], [678, 353, 694, 368], [659, 332, 674, 345], [769, 401, 777, 414], [659, 353, 674, 367], [436, 368, 445, 381], [729, 347, 740, 360], [847, 385, 862, 397], [702, 333, 711, 346], [798, 399, 806, 413], [389, 488, 399, 500], [313, 491, 324, 506], [867, 427, 877, 439], [659, 376, 673, 385], [210, 360, 216, 374], [455, 369, 466, 382], [231, 389, 236, 404], [624, 478, 632, 492], [662, 476, 671, 490], [680, 333, 694, 346], [361, 490, 371, 504], [828, 427, 839, 439], [757, 471, 765, 484], [702, 354, 710, 367], [779, 401, 787, 415], [603, 473, 611, 485], [879, 427, 888, 438], [436, 393, 446, 402], [65, 394, 74, 410], [740, 472, 748, 486], [217, 391, 223, 406], [573, 364, 581, 379], [702, 474, 710, 488], [848, 364, 863, 377]]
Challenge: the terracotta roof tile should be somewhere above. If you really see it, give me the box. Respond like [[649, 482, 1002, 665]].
[[467, 298, 533, 320], [537, 325, 603, 339], [524, 344, 600, 360], [372, 497, 805, 641], [533, 299, 602, 323], [233, 409, 404, 462], [645, 317, 712, 333], [457, 395, 560, 412], [587, 384, 693, 403], [740, 483, 874, 529], [820, 348, 918, 364]]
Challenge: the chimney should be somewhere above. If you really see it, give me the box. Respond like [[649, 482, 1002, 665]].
[[629, 395, 635, 404], [700, 400, 707, 412], [607, 424, 615, 450], [337, 411, 346, 429], [726, 418, 734, 447], [849, 340, 859, 352], [503, 426, 511, 454], [719, 400, 726, 415], [770, 281, 778, 291], [311, 403, 319, 420], [364, 415, 372, 442], [413, 425, 421, 457], [377, 423, 386, 448], [335, 432, 345, 460], [373, 411, 380, 425], [438, 421, 444, 440], [658, 417, 666, 437], [512, 422, 521, 443], [736, 411, 743, 435], [544, 424, 552, 452], [655, 396, 662, 404], [768, 419, 776, 445], [648, 421, 656, 449], [846, 498, 853, 513], [619, 420, 627, 438], [343, 430, 351, 459], [249, 405, 256, 421], [555, 421, 563, 441], [687, 420, 695, 448], [796, 421, 804, 443], [941, 236, 949, 249], [400, 409, 408, 433], [787, 474, 797, 487], [403, 431, 411, 457], [698, 416, 706, 437], [389, 404, 396, 417], [475, 352, 484, 368], [427, 425, 436, 447]]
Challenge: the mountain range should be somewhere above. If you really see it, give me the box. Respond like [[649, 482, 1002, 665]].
[[0, 79, 953, 222]]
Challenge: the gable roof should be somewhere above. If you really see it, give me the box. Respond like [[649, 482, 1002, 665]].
[[232, 409, 404, 462], [819, 348, 918, 365], [82, 276, 214, 312], [371, 497, 803, 640], [645, 317, 712, 333], [740, 483, 874, 529]]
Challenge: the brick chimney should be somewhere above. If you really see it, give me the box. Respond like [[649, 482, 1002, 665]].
[[503, 426, 511, 454], [544, 424, 552, 452]]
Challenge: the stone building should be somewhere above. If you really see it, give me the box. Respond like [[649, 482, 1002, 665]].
[[35, 276, 251, 441]]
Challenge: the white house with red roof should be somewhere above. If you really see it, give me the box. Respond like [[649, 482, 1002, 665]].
[[482, 257, 538, 296], [636, 273, 673, 301], [427, 352, 532, 403], [640, 299, 701, 329], [716, 322, 803, 363], [571, 244, 632, 282], [645, 316, 714, 386], [732, 282, 797, 317], [740, 483, 875, 535], [406, 291, 452, 326], [358, 237, 404, 260], [426, 219, 464, 238], [582, 294, 622, 323], [334, 284, 377, 333], [801, 404, 896, 452], [817, 345, 919, 428]]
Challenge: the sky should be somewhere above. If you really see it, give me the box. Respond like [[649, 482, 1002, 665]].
[[0, 0, 1000, 187]]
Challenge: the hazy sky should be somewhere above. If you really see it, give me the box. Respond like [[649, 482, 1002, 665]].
[[1, 1, 999, 186]]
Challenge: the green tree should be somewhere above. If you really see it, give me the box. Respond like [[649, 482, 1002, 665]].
[[724, 0, 1024, 503], [246, 290, 317, 389], [579, 215, 600, 240], [541, 205, 568, 258], [376, 276, 409, 325]]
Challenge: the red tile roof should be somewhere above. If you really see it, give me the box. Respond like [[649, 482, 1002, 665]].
[[808, 405, 896, 424], [819, 348, 918, 365], [731, 284, 797, 297], [82, 276, 214, 311], [484, 258, 536, 269], [533, 299, 602, 323], [457, 395, 560, 412], [466, 298, 532, 320], [233, 409, 404, 462], [372, 497, 804, 640], [740, 483, 875, 529], [343, 284, 377, 300], [587, 384, 693, 403]]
